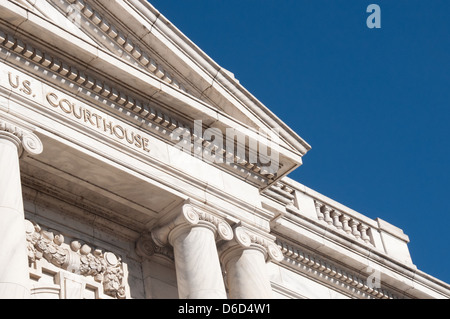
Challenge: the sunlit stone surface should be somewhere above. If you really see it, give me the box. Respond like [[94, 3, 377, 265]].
[[0, 0, 448, 300]]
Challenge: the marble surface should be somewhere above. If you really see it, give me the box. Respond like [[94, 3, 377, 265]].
[[171, 225, 227, 299], [0, 0, 448, 300], [0, 136, 30, 298]]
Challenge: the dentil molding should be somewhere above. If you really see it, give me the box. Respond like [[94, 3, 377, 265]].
[[275, 238, 398, 299], [0, 27, 275, 186]]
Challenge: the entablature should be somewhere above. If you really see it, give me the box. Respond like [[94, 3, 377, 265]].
[[1, 0, 310, 192]]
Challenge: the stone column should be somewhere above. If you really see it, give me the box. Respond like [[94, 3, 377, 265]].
[[151, 204, 233, 299], [136, 233, 177, 299], [0, 119, 43, 298], [220, 226, 283, 299]]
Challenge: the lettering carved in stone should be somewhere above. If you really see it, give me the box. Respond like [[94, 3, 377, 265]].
[[25, 219, 126, 299]]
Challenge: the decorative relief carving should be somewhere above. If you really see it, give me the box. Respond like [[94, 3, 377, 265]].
[[0, 119, 43, 156], [25, 219, 126, 299]]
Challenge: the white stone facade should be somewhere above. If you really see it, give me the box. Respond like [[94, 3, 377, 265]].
[[0, 0, 448, 299]]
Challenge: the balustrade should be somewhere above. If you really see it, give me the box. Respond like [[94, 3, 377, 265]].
[[314, 200, 374, 246]]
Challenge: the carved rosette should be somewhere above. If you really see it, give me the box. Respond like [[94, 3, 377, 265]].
[[25, 220, 126, 299], [228, 226, 283, 263], [151, 203, 233, 247], [0, 119, 43, 157]]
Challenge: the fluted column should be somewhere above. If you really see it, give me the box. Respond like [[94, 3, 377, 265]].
[[0, 119, 43, 298], [220, 226, 283, 299], [151, 204, 233, 299]]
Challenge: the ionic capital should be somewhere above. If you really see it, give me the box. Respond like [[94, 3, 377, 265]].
[[151, 204, 233, 247], [0, 119, 43, 157], [221, 226, 283, 263]]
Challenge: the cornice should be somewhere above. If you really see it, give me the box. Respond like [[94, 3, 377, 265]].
[[273, 212, 450, 298], [275, 237, 399, 299], [0, 26, 280, 187], [262, 181, 296, 207], [124, 0, 311, 156], [51, 0, 189, 95]]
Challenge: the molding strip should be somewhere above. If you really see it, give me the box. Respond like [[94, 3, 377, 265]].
[[0, 28, 276, 185], [275, 238, 399, 299], [59, 0, 188, 94]]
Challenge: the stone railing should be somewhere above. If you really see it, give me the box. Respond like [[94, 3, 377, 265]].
[[314, 200, 374, 246], [264, 177, 413, 265]]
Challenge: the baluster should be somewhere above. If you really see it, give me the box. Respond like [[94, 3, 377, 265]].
[[359, 224, 371, 244], [331, 210, 342, 230], [322, 206, 333, 225], [341, 215, 352, 234], [349, 219, 361, 239], [314, 201, 324, 221]]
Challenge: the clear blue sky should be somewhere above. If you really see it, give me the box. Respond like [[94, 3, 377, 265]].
[[149, 0, 450, 285]]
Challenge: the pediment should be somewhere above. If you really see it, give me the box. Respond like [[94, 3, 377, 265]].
[[10, 0, 98, 46], [1, 0, 311, 189]]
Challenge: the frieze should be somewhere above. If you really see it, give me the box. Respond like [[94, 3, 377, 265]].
[[45, 90, 151, 153], [3, 66, 153, 154]]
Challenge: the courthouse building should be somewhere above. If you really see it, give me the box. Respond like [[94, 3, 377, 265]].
[[0, 0, 449, 299]]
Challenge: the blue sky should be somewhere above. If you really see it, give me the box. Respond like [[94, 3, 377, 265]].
[[149, 1, 450, 285]]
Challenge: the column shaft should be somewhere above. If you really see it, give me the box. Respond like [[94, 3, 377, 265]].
[[170, 224, 227, 299], [0, 137, 30, 298], [220, 226, 283, 299], [224, 246, 273, 299]]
